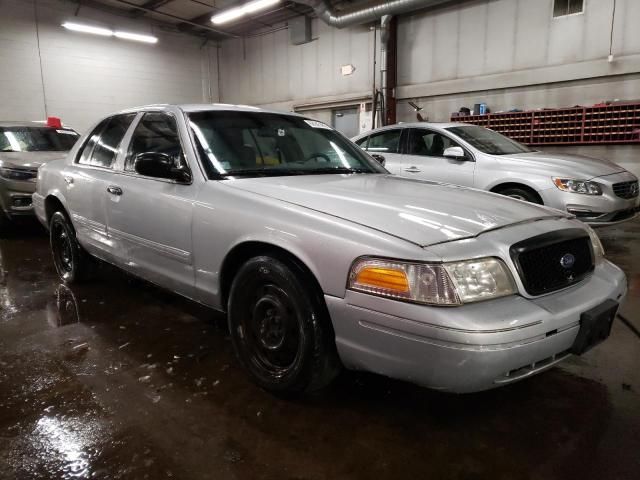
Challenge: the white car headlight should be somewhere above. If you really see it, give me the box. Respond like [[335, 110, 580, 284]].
[[585, 225, 605, 263], [552, 178, 602, 195], [348, 257, 517, 306]]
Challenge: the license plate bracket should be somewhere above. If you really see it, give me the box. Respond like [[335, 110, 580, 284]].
[[570, 299, 618, 355]]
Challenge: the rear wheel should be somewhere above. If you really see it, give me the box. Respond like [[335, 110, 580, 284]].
[[49, 211, 92, 283], [496, 186, 542, 204], [227, 255, 340, 394]]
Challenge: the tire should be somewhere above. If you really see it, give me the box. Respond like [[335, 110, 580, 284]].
[[49, 211, 92, 283], [227, 255, 340, 394], [0, 212, 11, 238], [497, 187, 542, 204]]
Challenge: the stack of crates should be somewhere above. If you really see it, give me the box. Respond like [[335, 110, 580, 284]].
[[451, 103, 640, 145]]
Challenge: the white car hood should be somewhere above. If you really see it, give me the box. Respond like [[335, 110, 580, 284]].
[[0, 151, 68, 170], [500, 151, 626, 179], [226, 174, 567, 247]]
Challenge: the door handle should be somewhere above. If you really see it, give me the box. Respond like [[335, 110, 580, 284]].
[[404, 167, 421, 173], [107, 185, 123, 196], [64, 176, 74, 185]]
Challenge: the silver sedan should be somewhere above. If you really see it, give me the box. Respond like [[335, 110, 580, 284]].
[[34, 104, 627, 394], [353, 123, 639, 226], [0, 120, 79, 234]]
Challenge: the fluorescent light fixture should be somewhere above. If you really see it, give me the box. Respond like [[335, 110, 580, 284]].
[[61, 21, 158, 44], [211, 0, 280, 25], [62, 21, 112, 36], [114, 31, 158, 43]]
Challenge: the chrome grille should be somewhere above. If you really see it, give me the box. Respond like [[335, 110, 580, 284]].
[[612, 180, 639, 199]]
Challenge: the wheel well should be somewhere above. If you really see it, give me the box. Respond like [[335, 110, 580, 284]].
[[44, 195, 67, 225], [490, 183, 543, 204], [220, 242, 324, 311]]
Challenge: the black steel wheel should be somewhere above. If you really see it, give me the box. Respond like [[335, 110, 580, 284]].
[[49, 211, 91, 283], [228, 255, 340, 394]]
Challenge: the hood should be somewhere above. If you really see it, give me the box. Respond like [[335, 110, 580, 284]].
[[0, 151, 68, 169], [226, 174, 567, 247], [500, 151, 625, 179]]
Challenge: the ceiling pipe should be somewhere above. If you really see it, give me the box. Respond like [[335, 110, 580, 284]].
[[293, 0, 453, 28]]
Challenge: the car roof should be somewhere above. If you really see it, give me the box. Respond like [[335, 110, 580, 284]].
[[351, 122, 473, 139], [117, 103, 305, 118]]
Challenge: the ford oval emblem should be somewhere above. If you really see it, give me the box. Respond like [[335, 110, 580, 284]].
[[560, 253, 576, 269]]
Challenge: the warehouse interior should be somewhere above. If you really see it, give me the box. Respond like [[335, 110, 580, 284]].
[[1, 0, 639, 478]]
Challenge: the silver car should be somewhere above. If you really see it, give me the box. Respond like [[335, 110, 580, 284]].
[[0, 120, 79, 234], [33, 104, 627, 394], [353, 123, 640, 226]]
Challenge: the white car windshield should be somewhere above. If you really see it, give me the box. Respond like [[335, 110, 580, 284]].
[[446, 125, 533, 155], [188, 111, 386, 178], [0, 127, 79, 152]]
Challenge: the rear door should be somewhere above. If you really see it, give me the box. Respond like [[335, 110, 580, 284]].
[[106, 111, 196, 297], [354, 128, 404, 174], [63, 114, 135, 260], [399, 128, 475, 186]]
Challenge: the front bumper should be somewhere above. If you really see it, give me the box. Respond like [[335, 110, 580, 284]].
[[326, 260, 627, 393], [0, 177, 37, 218], [539, 171, 639, 226]]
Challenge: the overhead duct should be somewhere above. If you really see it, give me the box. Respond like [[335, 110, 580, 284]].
[[293, 0, 453, 29]]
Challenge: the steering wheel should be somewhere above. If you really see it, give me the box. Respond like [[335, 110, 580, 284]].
[[305, 152, 332, 163]]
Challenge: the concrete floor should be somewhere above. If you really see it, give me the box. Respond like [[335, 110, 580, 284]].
[[0, 219, 639, 480]]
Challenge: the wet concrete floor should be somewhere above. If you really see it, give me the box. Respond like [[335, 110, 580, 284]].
[[0, 219, 639, 480]]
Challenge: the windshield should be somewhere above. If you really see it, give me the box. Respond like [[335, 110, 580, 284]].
[[0, 127, 79, 152], [446, 125, 532, 155], [188, 111, 386, 178]]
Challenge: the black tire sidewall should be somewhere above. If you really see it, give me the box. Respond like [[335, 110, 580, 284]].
[[500, 188, 541, 204], [228, 256, 327, 393], [49, 211, 83, 283]]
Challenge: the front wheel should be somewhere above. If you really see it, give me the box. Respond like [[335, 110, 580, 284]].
[[498, 187, 543, 204], [227, 255, 340, 394], [49, 211, 92, 283]]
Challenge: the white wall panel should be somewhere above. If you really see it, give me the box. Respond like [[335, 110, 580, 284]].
[[0, 0, 211, 132]]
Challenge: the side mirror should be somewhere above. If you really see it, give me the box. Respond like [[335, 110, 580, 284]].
[[371, 154, 386, 167], [134, 152, 191, 182], [443, 146, 467, 160]]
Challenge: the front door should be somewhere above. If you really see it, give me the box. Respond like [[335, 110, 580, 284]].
[[400, 128, 475, 186], [106, 112, 196, 298], [332, 107, 359, 139]]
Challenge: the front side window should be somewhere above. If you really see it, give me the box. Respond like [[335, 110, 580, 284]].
[[188, 111, 385, 178], [446, 125, 532, 155], [363, 129, 401, 154], [0, 126, 79, 152], [125, 113, 184, 171], [406, 129, 461, 157]]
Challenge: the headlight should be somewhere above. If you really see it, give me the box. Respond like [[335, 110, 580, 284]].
[[552, 178, 602, 195], [0, 167, 37, 181], [348, 257, 517, 306], [585, 225, 605, 263]]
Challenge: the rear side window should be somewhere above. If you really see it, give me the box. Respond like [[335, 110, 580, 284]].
[[77, 114, 135, 168], [363, 129, 401, 153], [354, 136, 369, 148], [125, 113, 183, 171]]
